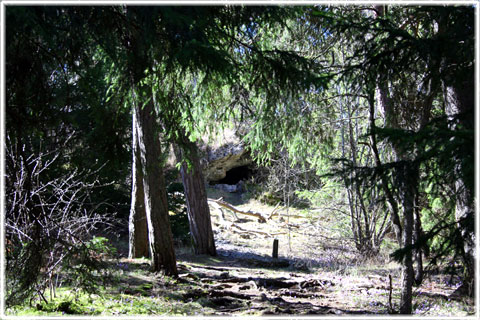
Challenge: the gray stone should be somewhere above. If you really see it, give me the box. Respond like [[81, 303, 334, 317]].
[[213, 183, 241, 193], [204, 142, 252, 182]]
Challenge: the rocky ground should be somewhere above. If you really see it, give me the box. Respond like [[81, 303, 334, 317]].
[[13, 187, 472, 316], [161, 188, 475, 316]]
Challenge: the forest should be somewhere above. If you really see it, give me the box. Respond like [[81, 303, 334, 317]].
[[4, 4, 476, 317]]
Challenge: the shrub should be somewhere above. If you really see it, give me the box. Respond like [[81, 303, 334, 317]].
[[5, 137, 118, 307]]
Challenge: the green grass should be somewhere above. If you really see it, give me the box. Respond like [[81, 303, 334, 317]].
[[6, 256, 217, 316], [6, 194, 476, 316], [7, 285, 216, 316]]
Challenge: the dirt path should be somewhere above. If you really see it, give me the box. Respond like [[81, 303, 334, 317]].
[[113, 192, 473, 316], [170, 249, 473, 316], [175, 256, 371, 315], [163, 193, 473, 316]]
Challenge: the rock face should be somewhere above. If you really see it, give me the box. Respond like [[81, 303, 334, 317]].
[[204, 142, 251, 182], [165, 126, 253, 187]]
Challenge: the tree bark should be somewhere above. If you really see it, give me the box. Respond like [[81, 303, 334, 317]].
[[377, 84, 417, 314], [369, 86, 403, 246], [413, 191, 423, 286], [444, 80, 475, 296], [134, 95, 178, 276], [398, 164, 415, 314], [432, 7, 475, 296], [128, 108, 149, 259], [373, 5, 404, 248], [123, 7, 177, 276], [174, 137, 216, 256]]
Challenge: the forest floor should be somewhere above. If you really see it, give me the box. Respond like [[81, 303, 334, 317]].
[[9, 187, 475, 316]]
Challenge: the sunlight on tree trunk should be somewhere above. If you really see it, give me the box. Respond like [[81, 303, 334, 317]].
[[135, 96, 178, 276], [174, 138, 216, 256], [128, 109, 149, 259]]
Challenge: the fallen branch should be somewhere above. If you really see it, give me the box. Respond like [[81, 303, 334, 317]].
[[230, 223, 286, 238], [208, 199, 234, 223], [275, 213, 308, 219], [187, 264, 233, 272], [282, 222, 301, 229], [208, 198, 267, 223], [267, 202, 282, 219]]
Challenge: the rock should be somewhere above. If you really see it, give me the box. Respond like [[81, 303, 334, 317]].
[[164, 125, 254, 185], [212, 181, 244, 193], [197, 125, 252, 182], [205, 142, 252, 182]]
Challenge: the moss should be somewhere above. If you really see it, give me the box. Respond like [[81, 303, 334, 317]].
[[36, 298, 87, 315]]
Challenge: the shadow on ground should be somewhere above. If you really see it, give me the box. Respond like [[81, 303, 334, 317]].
[[174, 259, 373, 315]]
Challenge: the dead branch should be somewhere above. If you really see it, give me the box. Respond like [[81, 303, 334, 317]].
[[267, 202, 282, 219], [275, 213, 307, 219], [230, 223, 286, 238], [208, 199, 231, 224], [281, 222, 301, 229], [208, 198, 267, 223]]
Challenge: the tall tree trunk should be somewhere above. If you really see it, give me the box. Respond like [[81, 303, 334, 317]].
[[413, 190, 423, 286], [435, 9, 475, 296], [377, 83, 417, 314], [372, 21, 417, 309], [134, 95, 178, 276], [398, 164, 416, 314], [374, 35, 434, 311], [444, 80, 475, 296], [373, 5, 404, 248], [174, 136, 216, 256], [339, 89, 360, 251], [128, 108, 149, 259], [124, 7, 177, 276], [371, 84, 403, 245], [412, 75, 437, 287]]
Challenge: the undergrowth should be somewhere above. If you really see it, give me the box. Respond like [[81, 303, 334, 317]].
[[8, 288, 214, 316]]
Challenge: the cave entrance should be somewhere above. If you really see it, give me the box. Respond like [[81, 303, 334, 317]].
[[211, 165, 253, 185]]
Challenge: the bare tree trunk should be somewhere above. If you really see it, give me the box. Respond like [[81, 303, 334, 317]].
[[123, 7, 177, 276], [373, 5, 404, 248], [413, 190, 423, 286], [444, 80, 475, 296], [377, 84, 416, 314], [135, 96, 177, 276], [128, 108, 149, 259], [340, 92, 360, 247], [370, 86, 402, 245], [371, 14, 415, 307], [398, 164, 416, 314], [412, 76, 437, 287], [174, 137, 216, 256]]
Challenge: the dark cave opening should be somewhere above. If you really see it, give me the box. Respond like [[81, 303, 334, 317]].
[[211, 165, 253, 185]]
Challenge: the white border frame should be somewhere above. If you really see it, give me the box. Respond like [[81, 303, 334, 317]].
[[0, 1, 478, 319]]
